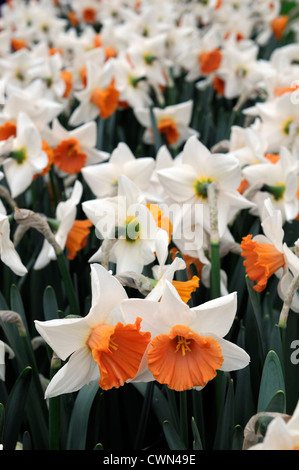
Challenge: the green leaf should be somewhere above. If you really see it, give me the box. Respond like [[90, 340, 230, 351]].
[[10, 284, 29, 334], [134, 383, 174, 425], [94, 443, 104, 450], [257, 350, 286, 413], [265, 390, 286, 414], [2, 367, 32, 450], [43, 285, 59, 320], [162, 420, 187, 450], [66, 381, 101, 450], [245, 276, 265, 358], [214, 378, 235, 450], [0, 403, 5, 444], [232, 425, 244, 450], [191, 417, 203, 450]]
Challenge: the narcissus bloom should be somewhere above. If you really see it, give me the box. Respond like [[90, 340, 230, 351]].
[[240, 197, 297, 295], [34, 264, 151, 397], [157, 135, 253, 239], [120, 282, 250, 391], [69, 60, 120, 126], [242, 145, 299, 222], [2, 112, 48, 198], [50, 118, 108, 175], [82, 175, 169, 274], [134, 100, 199, 148], [81, 142, 154, 198]]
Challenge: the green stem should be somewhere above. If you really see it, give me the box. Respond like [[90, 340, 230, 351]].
[[56, 251, 80, 316], [134, 381, 154, 449], [49, 167, 59, 209], [210, 242, 221, 299], [49, 354, 61, 450], [179, 391, 189, 449]]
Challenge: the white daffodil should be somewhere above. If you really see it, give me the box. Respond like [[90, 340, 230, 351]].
[[81, 142, 155, 198], [125, 32, 170, 96], [243, 92, 299, 153], [0, 48, 46, 89], [49, 118, 109, 174], [240, 197, 299, 302], [34, 264, 151, 397], [157, 135, 254, 240], [248, 401, 299, 450], [228, 123, 271, 168], [34, 180, 83, 270], [2, 112, 48, 199], [112, 53, 153, 109], [214, 40, 273, 100], [120, 282, 250, 391], [82, 175, 169, 274], [0, 214, 27, 276], [2, 80, 64, 133], [69, 60, 119, 127], [242, 145, 299, 223], [134, 100, 199, 148]]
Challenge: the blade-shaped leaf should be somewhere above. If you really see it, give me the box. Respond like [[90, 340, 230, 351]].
[[2, 367, 32, 450], [257, 350, 286, 413]]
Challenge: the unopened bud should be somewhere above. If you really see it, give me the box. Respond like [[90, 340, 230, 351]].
[[0, 310, 26, 336], [14, 208, 62, 254]]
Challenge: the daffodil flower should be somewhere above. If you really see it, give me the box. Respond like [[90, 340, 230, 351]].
[[240, 197, 299, 299], [49, 118, 109, 175], [120, 282, 250, 391], [82, 175, 169, 274], [2, 112, 48, 198], [242, 145, 299, 223], [34, 264, 151, 398], [81, 142, 155, 198], [157, 135, 254, 240], [134, 100, 199, 148]]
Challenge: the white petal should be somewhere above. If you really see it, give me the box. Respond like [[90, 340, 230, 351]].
[[159, 281, 196, 327], [190, 292, 237, 338], [157, 165, 196, 202], [3, 159, 34, 198], [88, 263, 127, 325], [120, 298, 164, 336], [44, 347, 100, 398], [217, 337, 250, 371], [34, 316, 91, 361]]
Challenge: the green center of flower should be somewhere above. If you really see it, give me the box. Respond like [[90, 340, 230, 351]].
[[282, 118, 294, 135], [11, 147, 27, 165], [143, 53, 156, 65], [236, 66, 247, 78], [129, 75, 146, 88], [261, 183, 286, 200], [194, 177, 213, 199], [117, 216, 141, 242]]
